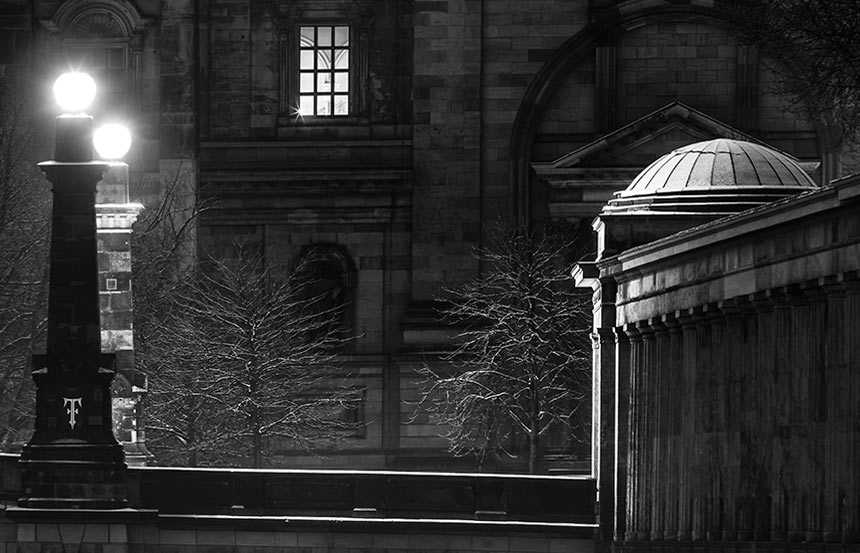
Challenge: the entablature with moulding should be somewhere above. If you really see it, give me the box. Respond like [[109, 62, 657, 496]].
[[198, 168, 413, 220]]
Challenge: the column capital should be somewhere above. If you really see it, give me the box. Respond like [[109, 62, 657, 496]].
[[623, 322, 642, 341], [661, 311, 682, 332], [635, 318, 656, 336], [717, 296, 750, 317], [765, 287, 792, 309]]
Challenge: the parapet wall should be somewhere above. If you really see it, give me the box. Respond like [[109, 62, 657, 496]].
[[0, 454, 597, 553]]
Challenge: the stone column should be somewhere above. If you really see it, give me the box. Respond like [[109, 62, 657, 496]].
[[746, 291, 774, 541], [662, 313, 682, 542], [769, 287, 793, 541], [727, 297, 759, 542], [785, 285, 809, 543], [634, 319, 655, 541], [690, 304, 713, 541], [718, 298, 744, 542], [803, 283, 828, 543], [595, 324, 618, 543], [702, 302, 725, 542], [649, 317, 668, 541], [624, 323, 643, 542], [676, 308, 697, 541], [844, 275, 860, 542], [613, 325, 631, 542]]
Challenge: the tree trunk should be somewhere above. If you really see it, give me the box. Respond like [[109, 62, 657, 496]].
[[186, 405, 197, 467], [529, 418, 540, 474], [252, 431, 262, 468], [529, 381, 540, 474], [251, 410, 262, 468]]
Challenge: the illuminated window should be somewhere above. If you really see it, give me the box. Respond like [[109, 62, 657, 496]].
[[298, 25, 350, 117]]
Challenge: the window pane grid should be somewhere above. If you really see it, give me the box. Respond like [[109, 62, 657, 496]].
[[298, 25, 350, 116]]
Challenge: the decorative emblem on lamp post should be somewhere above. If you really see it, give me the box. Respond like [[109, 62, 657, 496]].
[[62, 397, 83, 429], [17, 72, 131, 509]]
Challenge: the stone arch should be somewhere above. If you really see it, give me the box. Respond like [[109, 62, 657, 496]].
[[41, 0, 150, 38], [509, 2, 831, 226]]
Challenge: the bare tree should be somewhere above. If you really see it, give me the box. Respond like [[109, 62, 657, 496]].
[[138, 246, 359, 468], [0, 75, 51, 450], [417, 226, 591, 474], [728, 0, 860, 147], [131, 164, 201, 326]]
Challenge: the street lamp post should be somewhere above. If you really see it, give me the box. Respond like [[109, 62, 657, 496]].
[[18, 72, 128, 509]]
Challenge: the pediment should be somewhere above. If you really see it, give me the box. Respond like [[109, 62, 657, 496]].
[[533, 102, 776, 221], [534, 102, 765, 172]]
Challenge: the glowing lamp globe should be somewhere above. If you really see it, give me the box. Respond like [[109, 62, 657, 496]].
[[93, 124, 132, 160], [53, 72, 97, 113]]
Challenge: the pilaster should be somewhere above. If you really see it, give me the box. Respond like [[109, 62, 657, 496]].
[[613, 324, 632, 543], [595, 324, 618, 543], [624, 322, 644, 542], [675, 308, 697, 542]]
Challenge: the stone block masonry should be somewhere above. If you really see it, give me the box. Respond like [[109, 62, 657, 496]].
[[7, 520, 594, 553], [616, 22, 738, 126], [412, 0, 483, 299]]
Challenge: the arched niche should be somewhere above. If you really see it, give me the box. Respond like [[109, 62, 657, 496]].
[[293, 243, 358, 347]]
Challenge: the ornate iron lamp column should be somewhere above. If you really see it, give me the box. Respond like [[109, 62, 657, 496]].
[[18, 72, 127, 509]]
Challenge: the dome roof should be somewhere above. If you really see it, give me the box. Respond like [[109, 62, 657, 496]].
[[604, 139, 818, 215]]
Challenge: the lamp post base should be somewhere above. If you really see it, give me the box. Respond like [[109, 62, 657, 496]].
[[18, 357, 127, 509], [18, 443, 127, 509]]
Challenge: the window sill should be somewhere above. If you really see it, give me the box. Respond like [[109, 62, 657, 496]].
[[277, 114, 367, 127]]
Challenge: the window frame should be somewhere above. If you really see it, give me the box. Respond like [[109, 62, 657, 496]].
[[297, 23, 353, 118], [279, 14, 369, 126], [287, 20, 357, 122]]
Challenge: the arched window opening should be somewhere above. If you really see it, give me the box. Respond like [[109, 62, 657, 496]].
[[293, 244, 356, 347]]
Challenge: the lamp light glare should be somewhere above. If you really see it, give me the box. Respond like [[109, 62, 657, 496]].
[[53, 72, 97, 113], [93, 124, 132, 160]]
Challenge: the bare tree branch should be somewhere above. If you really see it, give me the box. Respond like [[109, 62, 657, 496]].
[[0, 75, 50, 451], [726, 0, 860, 147]]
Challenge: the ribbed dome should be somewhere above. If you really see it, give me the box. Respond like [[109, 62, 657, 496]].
[[604, 139, 818, 215]]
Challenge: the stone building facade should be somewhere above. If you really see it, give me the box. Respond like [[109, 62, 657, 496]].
[[0, 0, 852, 471]]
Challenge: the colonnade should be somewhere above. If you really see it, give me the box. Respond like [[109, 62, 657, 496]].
[[613, 273, 860, 543]]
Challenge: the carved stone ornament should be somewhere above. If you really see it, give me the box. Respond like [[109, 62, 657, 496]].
[[40, 0, 152, 38]]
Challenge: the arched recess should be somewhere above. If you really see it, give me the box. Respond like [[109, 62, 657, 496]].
[[40, 0, 152, 119], [293, 244, 358, 346], [509, 2, 833, 227]]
